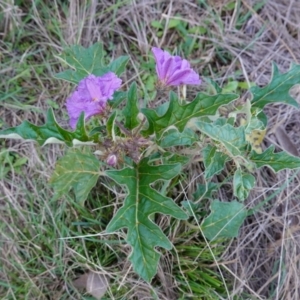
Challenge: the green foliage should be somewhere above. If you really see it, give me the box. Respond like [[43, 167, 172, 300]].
[[233, 168, 255, 201], [123, 82, 140, 130], [55, 43, 129, 83], [161, 151, 190, 166], [150, 16, 203, 56], [106, 111, 117, 138], [221, 79, 256, 94], [202, 145, 230, 178], [108, 56, 130, 77], [142, 91, 238, 138], [251, 63, 300, 109], [202, 200, 247, 240], [195, 121, 247, 156], [193, 182, 219, 201], [105, 156, 187, 282], [181, 200, 199, 216], [0, 109, 92, 146], [174, 240, 229, 299], [109, 90, 128, 109], [50, 148, 101, 205], [0, 150, 28, 179], [3, 33, 300, 288], [160, 128, 198, 147], [250, 146, 300, 172]]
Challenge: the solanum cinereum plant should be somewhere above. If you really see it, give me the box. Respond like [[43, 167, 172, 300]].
[[2, 43, 300, 282]]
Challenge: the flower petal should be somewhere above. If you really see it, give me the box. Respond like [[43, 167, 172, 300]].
[[98, 72, 122, 100], [152, 47, 166, 79], [167, 69, 201, 86], [85, 74, 101, 101], [152, 47, 201, 87], [66, 72, 122, 129]]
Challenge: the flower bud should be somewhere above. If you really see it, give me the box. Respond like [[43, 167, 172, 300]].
[[106, 154, 117, 167]]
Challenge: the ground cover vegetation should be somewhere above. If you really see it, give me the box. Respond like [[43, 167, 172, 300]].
[[1, 0, 300, 299]]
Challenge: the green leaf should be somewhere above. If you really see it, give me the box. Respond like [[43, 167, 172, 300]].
[[244, 117, 265, 133], [161, 152, 190, 165], [109, 90, 127, 109], [151, 20, 163, 29], [105, 157, 187, 282], [55, 43, 105, 83], [202, 200, 247, 240], [49, 148, 101, 205], [250, 146, 300, 172], [181, 200, 198, 216], [222, 81, 238, 93], [202, 145, 230, 178], [195, 121, 247, 156], [168, 18, 181, 29], [142, 91, 238, 138], [0, 109, 92, 147], [54, 69, 84, 84], [123, 82, 140, 130], [89, 126, 105, 137], [204, 77, 222, 94], [213, 117, 235, 126], [233, 168, 255, 201], [256, 110, 268, 127], [55, 43, 128, 83], [250, 63, 300, 109], [107, 55, 129, 77], [193, 182, 219, 201], [160, 128, 198, 147], [106, 111, 117, 138]]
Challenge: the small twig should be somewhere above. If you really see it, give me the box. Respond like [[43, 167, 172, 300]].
[[114, 120, 132, 136], [133, 117, 146, 137]]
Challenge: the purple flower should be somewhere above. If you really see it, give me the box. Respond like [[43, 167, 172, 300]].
[[152, 47, 201, 87], [106, 154, 117, 167], [66, 72, 122, 128]]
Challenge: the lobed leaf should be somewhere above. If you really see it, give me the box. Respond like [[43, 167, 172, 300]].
[[233, 168, 255, 201], [195, 121, 247, 156], [204, 77, 222, 94], [107, 56, 129, 77], [159, 128, 198, 147], [123, 82, 140, 130], [202, 145, 230, 178], [181, 200, 199, 216], [55, 43, 129, 83], [250, 146, 300, 172], [142, 91, 238, 138], [161, 151, 190, 165], [109, 90, 128, 108], [0, 109, 92, 147], [202, 200, 247, 240], [193, 182, 219, 201], [105, 157, 187, 282], [250, 63, 300, 109], [50, 148, 101, 205]]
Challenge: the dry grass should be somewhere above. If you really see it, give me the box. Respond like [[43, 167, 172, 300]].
[[1, 0, 300, 299]]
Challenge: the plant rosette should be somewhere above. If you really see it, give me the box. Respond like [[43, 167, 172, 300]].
[[1, 42, 300, 282]]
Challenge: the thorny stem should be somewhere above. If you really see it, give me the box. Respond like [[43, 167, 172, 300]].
[[133, 117, 146, 137], [115, 120, 132, 136]]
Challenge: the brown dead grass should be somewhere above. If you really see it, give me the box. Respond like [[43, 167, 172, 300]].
[[1, 0, 300, 299], [218, 0, 300, 298], [112, 1, 300, 297]]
